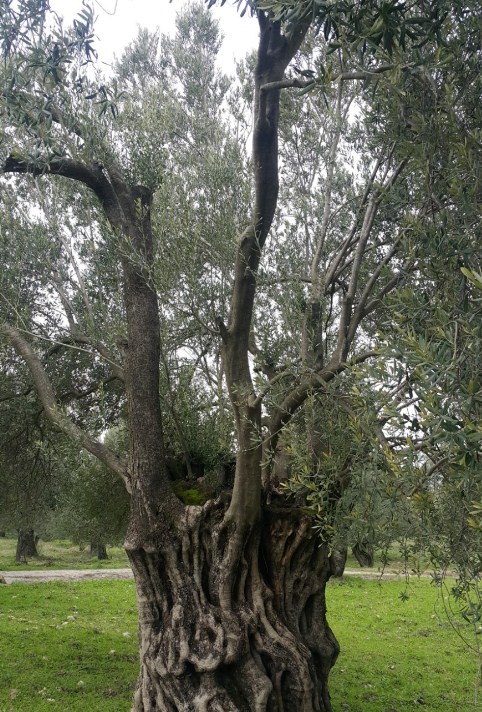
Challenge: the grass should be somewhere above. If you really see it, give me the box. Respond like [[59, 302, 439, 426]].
[[0, 537, 129, 571], [0, 580, 138, 712], [1, 576, 480, 711], [328, 577, 481, 711]]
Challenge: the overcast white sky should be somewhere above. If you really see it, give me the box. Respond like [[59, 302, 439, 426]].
[[51, 0, 259, 70]]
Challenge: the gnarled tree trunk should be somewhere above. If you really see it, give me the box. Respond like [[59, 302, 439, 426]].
[[124, 14, 340, 711], [129, 500, 339, 712]]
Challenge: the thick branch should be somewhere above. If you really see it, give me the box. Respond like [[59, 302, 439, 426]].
[[260, 64, 414, 92], [267, 351, 377, 458], [260, 77, 315, 92], [3, 147, 176, 533], [223, 14, 310, 526], [3, 155, 121, 225]]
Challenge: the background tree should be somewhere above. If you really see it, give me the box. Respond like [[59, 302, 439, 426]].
[[51, 426, 130, 559], [0, 356, 65, 560]]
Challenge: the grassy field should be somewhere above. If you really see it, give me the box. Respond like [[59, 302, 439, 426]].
[[0, 580, 138, 712], [0, 577, 480, 711], [0, 537, 129, 571], [328, 577, 481, 711]]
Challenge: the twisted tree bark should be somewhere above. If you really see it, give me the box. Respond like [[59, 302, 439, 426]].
[[129, 500, 339, 712]]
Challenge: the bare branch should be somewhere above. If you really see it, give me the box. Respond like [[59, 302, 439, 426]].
[[345, 233, 405, 345], [323, 150, 387, 290], [260, 64, 414, 92], [332, 159, 409, 360], [333, 197, 378, 361], [311, 80, 347, 295]]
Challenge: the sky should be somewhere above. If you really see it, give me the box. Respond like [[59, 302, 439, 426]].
[[50, 0, 259, 70]]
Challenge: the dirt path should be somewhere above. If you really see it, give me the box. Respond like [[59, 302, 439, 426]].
[[0, 568, 134, 584], [0, 567, 412, 584]]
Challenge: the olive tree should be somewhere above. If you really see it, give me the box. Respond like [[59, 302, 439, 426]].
[[0, 1, 480, 709]]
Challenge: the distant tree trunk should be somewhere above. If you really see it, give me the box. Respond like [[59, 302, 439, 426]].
[[330, 547, 348, 577], [15, 528, 38, 562], [352, 542, 374, 568], [90, 542, 108, 560]]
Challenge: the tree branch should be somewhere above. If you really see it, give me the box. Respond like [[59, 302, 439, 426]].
[[345, 233, 405, 346], [59, 375, 120, 404], [38, 332, 124, 382], [332, 158, 408, 360], [323, 149, 387, 290], [2, 154, 121, 225], [0, 322, 130, 492], [362, 257, 416, 318], [267, 350, 378, 457], [223, 13, 311, 526], [260, 64, 414, 92]]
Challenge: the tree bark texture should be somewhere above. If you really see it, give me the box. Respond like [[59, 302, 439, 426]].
[[15, 528, 38, 561], [128, 500, 339, 712]]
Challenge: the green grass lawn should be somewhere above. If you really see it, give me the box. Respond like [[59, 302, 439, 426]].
[[0, 580, 138, 712], [0, 537, 129, 571], [0, 576, 480, 711], [328, 577, 481, 711]]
